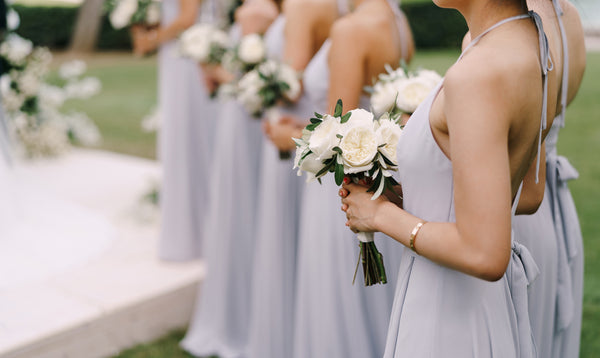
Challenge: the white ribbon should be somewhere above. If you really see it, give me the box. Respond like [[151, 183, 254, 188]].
[[357, 231, 374, 243]]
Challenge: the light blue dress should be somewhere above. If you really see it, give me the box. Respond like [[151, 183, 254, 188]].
[[180, 20, 280, 358], [515, 1, 583, 357], [246, 15, 312, 358], [292, 17, 405, 358], [384, 13, 548, 357], [157, 0, 218, 261]]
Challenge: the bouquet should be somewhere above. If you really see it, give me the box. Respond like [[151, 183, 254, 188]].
[[223, 33, 267, 74], [236, 59, 301, 118], [179, 24, 230, 64], [293, 100, 403, 286], [0, 33, 101, 158], [105, 0, 161, 30], [368, 63, 442, 117]]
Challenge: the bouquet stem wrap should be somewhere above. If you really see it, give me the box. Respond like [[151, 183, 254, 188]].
[[354, 223, 387, 286]]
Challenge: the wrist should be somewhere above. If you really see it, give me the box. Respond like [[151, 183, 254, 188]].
[[372, 200, 395, 233]]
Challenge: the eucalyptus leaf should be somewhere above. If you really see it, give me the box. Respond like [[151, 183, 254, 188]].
[[340, 112, 351, 124], [334, 163, 345, 186], [334, 99, 343, 117]]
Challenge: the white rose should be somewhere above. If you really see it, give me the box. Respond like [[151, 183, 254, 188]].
[[0, 34, 33, 65], [374, 116, 402, 165], [18, 71, 40, 97], [371, 81, 398, 117], [110, 0, 139, 29], [64, 77, 102, 99], [416, 69, 442, 87], [179, 24, 212, 62], [39, 84, 66, 109], [64, 112, 101, 145], [339, 108, 374, 137], [145, 1, 161, 25], [59, 60, 87, 79], [308, 114, 341, 160], [279, 64, 300, 100], [395, 77, 436, 113], [7, 8, 20, 31], [298, 151, 325, 182], [258, 59, 278, 77], [339, 125, 378, 174], [238, 34, 266, 64], [237, 70, 264, 114]]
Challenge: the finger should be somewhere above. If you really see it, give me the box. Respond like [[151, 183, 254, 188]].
[[341, 204, 348, 212]]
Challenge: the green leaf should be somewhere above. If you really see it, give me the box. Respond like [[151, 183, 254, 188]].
[[332, 146, 342, 155], [334, 163, 345, 186], [315, 159, 335, 178], [340, 112, 351, 124], [314, 112, 323, 119], [306, 122, 319, 131], [336, 134, 343, 139], [334, 99, 343, 117], [310, 117, 322, 124]]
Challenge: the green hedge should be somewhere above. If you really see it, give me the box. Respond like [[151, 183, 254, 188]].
[[12, 2, 467, 50]]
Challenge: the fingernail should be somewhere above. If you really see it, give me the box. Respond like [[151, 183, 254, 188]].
[[343, 177, 350, 184], [339, 189, 344, 197]]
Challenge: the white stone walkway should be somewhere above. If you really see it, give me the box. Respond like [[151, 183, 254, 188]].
[[0, 150, 203, 358]]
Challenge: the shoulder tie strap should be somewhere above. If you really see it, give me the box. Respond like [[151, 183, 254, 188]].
[[458, 14, 531, 61], [552, 0, 569, 127], [530, 10, 553, 183]]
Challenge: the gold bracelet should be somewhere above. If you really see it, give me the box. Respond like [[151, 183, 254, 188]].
[[409, 221, 427, 253]]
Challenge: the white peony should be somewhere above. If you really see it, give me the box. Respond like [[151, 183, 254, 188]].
[[308, 114, 341, 160], [179, 24, 212, 61], [416, 69, 442, 87], [257, 59, 278, 76], [18, 71, 40, 97], [374, 115, 402, 165], [109, 0, 139, 29], [39, 84, 66, 109], [279, 64, 301, 100], [145, 1, 161, 25], [395, 77, 436, 114], [296, 151, 324, 182], [7, 8, 20, 31], [237, 69, 265, 113], [59, 60, 87, 79], [339, 124, 378, 174], [64, 112, 101, 146], [371, 81, 398, 117], [0, 34, 33, 65], [339, 108, 374, 137], [64, 77, 102, 99], [238, 34, 266, 64]]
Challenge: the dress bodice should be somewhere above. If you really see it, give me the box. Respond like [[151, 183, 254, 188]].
[[265, 15, 286, 62]]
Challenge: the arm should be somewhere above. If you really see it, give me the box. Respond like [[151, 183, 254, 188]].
[[327, 18, 366, 112], [342, 62, 520, 282], [134, 0, 200, 55], [235, 0, 279, 36]]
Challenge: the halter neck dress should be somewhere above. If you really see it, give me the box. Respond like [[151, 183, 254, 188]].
[[384, 12, 551, 357], [180, 20, 276, 358], [293, 2, 408, 357], [245, 14, 312, 358], [514, 1, 583, 357], [157, 0, 218, 261]]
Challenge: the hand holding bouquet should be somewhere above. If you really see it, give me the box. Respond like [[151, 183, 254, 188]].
[[293, 100, 403, 286]]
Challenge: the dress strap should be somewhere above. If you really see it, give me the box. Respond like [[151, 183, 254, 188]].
[[385, 0, 409, 60], [530, 10, 553, 183], [458, 14, 531, 61], [511, 182, 524, 217], [552, 0, 569, 127]]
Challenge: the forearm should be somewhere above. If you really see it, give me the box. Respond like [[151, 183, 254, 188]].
[[374, 202, 509, 281]]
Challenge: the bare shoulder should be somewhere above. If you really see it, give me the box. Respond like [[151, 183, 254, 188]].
[[284, 0, 336, 23], [444, 39, 541, 120]]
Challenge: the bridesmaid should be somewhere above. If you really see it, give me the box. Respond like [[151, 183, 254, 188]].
[[247, 0, 344, 357], [340, 0, 566, 355], [134, 0, 219, 261], [268, 0, 413, 356], [510, 0, 586, 357], [180, 0, 280, 356]]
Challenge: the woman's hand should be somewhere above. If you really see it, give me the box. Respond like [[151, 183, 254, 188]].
[[340, 179, 390, 233], [132, 28, 159, 56], [263, 116, 302, 151], [199, 64, 235, 93]]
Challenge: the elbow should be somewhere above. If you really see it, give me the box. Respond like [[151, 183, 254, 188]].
[[469, 249, 511, 282]]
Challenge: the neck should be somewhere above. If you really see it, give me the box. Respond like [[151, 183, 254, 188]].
[[458, 1, 526, 39]]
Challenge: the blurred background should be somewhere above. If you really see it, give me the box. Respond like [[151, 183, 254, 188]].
[[0, 0, 598, 357]]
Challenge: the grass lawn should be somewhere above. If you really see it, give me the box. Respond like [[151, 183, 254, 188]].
[[62, 50, 598, 357]]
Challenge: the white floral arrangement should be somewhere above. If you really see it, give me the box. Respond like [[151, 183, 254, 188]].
[[236, 59, 301, 118], [222, 33, 267, 74], [0, 32, 102, 158], [179, 23, 230, 64], [368, 63, 442, 117], [293, 100, 403, 286], [105, 0, 161, 30]]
